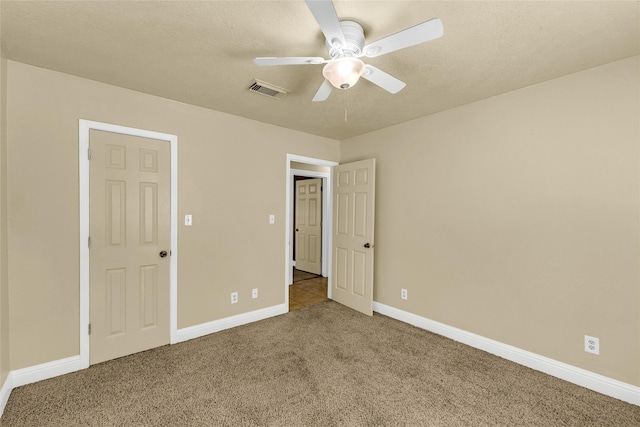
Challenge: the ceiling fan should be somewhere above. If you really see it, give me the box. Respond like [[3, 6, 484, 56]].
[[253, 0, 443, 102]]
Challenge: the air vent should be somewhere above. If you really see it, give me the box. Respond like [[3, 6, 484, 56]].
[[248, 79, 289, 99]]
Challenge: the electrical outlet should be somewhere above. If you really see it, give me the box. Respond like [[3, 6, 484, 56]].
[[401, 288, 408, 300], [584, 335, 599, 355], [252, 288, 258, 299], [231, 292, 238, 304]]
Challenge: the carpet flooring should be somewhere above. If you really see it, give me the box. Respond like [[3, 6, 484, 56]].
[[2, 301, 639, 426]]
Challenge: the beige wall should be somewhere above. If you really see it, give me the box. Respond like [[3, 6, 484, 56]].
[[3, 54, 638, 389], [291, 161, 330, 173], [6, 61, 339, 369], [341, 56, 640, 386], [0, 40, 9, 383]]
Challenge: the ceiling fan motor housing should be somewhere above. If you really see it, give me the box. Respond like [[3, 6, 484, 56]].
[[326, 21, 365, 58]]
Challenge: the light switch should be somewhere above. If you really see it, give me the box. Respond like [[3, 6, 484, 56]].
[[269, 214, 275, 224], [185, 215, 193, 226]]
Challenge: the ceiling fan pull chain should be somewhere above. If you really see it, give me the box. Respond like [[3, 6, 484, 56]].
[[344, 89, 348, 123]]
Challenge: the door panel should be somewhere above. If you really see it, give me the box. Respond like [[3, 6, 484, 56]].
[[105, 268, 126, 336], [89, 130, 170, 365], [353, 251, 366, 296], [140, 183, 158, 244], [106, 180, 126, 246], [295, 178, 322, 275], [140, 265, 158, 329], [331, 159, 375, 316]]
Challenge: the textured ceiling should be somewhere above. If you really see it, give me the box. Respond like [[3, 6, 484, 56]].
[[1, 1, 639, 140]]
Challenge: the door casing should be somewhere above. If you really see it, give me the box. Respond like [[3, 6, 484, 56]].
[[286, 154, 337, 304], [79, 119, 178, 369]]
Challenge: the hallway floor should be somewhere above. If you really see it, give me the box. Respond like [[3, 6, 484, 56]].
[[289, 269, 328, 311]]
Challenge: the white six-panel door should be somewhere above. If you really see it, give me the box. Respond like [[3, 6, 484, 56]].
[[332, 159, 376, 316], [295, 178, 323, 275], [89, 130, 171, 364]]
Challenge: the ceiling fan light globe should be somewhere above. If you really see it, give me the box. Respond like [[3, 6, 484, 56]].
[[322, 57, 365, 90]]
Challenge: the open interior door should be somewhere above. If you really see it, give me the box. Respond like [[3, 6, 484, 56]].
[[331, 158, 375, 316]]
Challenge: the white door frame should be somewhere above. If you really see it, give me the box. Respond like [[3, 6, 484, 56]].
[[79, 119, 178, 369], [285, 154, 338, 304]]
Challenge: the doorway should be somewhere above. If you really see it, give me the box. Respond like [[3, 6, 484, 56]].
[[285, 155, 337, 309], [286, 155, 377, 316], [291, 176, 325, 311]]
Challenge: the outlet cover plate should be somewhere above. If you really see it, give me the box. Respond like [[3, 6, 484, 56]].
[[584, 335, 599, 355]]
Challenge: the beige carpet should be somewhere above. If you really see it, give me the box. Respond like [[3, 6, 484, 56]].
[[2, 301, 639, 426]]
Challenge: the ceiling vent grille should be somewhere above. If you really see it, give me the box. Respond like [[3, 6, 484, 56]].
[[248, 79, 289, 99]]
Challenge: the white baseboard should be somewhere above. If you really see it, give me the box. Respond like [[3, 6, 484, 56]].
[[0, 355, 82, 419], [11, 355, 82, 388], [174, 303, 288, 344], [2, 302, 635, 421], [373, 302, 640, 406], [0, 373, 13, 418]]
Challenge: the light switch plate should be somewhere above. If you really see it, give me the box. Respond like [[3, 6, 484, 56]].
[[185, 215, 192, 226], [269, 214, 275, 224]]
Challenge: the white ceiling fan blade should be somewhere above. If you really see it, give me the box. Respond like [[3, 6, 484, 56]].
[[363, 18, 444, 58], [254, 57, 326, 66], [312, 79, 333, 102], [305, 0, 347, 49], [362, 65, 406, 94]]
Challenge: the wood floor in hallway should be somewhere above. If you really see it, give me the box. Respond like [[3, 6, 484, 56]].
[[289, 269, 328, 311]]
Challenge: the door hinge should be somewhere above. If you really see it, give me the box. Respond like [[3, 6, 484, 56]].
[[88, 148, 91, 160], [88, 323, 91, 335], [88, 236, 91, 248]]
